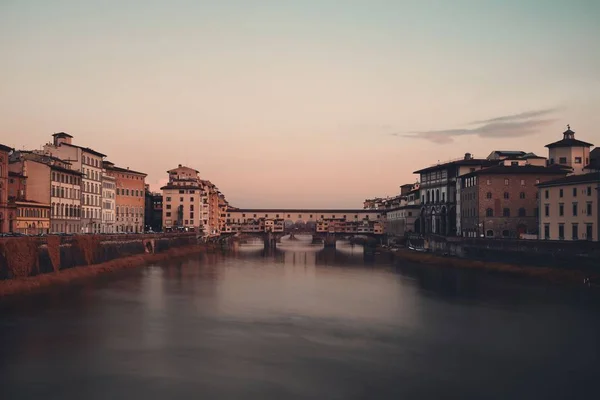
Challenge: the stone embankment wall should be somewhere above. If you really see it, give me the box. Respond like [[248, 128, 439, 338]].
[[422, 235, 600, 272], [0, 233, 198, 280]]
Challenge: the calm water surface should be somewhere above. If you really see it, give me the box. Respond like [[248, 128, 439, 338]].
[[1, 237, 599, 399]]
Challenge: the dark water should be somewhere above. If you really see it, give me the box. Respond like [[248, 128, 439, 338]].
[[1, 237, 600, 399]]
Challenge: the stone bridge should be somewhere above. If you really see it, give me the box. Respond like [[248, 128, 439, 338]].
[[221, 231, 383, 250]]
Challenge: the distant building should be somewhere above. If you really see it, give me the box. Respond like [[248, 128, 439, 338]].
[[537, 173, 600, 241], [101, 170, 116, 233], [546, 125, 593, 174], [0, 144, 15, 233], [585, 148, 600, 172], [144, 185, 163, 232], [43, 132, 106, 233], [7, 155, 51, 235], [104, 161, 146, 233], [459, 162, 569, 238], [415, 153, 493, 236], [385, 183, 421, 238], [161, 165, 205, 232]]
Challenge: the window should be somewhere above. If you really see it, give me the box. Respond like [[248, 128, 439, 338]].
[[166, 197, 171, 201], [545, 190, 549, 199], [166, 212, 171, 217], [180, 197, 183, 202], [587, 202, 592, 215], [575, 157, 582, 164], [573, 187, 577, 197], [559, 189, 563, 198], [572, 224, 579, 240], [544, 224, 550, 239], [550, 158, 554, 165], [190, 212, 194, 219], [587, 186, 592, 196], [166, 204, 171, 210], [504, 179, 509, 185], [486, 208, 493, 217], [559, 157, 567, 164], [190, 205, 194, 211], [503, 208, 510, 217], [486, 230, 494, 237], [544, 204, 549, 217], [558, 224, 564, 239], [559, 203, 564, 216], [520, 179, 525, 186], [503, 192, 509, 199], [519, 192, 525, 199], [486, 192, 492, 199], [518, 208, 526, 217], [184, 220, 188, 225], [179, 190, 184, 194], [573, 202, 578, 216], [586, 224, 593, 240], [534, 207, 539, 217]]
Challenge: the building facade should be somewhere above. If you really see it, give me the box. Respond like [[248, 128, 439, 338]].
[[385, 184, 421, 238], [101, 171, 116, 233], [546, 126, 593, 174], [144, 185, 163, 232], [48, 157, 83, 234], [43, 133, 106, 233], [104, 162, 146, 233], [416, 154, 492, 236], [460, 163, 568, 238], [537, 173, 600, 241], [0, 144, 14, 233], [161, 165, 205, 232]]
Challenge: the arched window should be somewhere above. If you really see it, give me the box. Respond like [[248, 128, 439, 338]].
[[503, 208, 510, 217], [486, 208, 493, 217], [519, 192, 525, 199], [518, 208, 526, 217], [502, 230, 510, 237], [486, 229, 494, 237], [504, 192, 510, 199], [426, 191, 430, 203], [486, 192, 492, 199], [436, 189, 440, 203]]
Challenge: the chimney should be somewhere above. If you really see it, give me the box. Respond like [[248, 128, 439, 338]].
[[464, 152, 472, 160], [178, 164, 182, 168]]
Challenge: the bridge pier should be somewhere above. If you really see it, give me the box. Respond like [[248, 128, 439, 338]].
[[263, 231, 278, 250], [324, 233, 337, 248]]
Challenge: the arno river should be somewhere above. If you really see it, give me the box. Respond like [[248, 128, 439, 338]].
[[1, 236, 599, 399]]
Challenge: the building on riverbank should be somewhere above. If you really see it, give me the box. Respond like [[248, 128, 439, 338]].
[[43, 133, 106, 233], [537, 172, 600, 241], [144, 185, 163, 232], [459, 162, 569, 238], [385, 183, 421, 238], [161, 165, 205, 233], [415, 153, 493, 236], [0, 144, 14, 233], [546, 125, 593, 175], [101, 170, 116, 233], [104, 161, 146, 233]]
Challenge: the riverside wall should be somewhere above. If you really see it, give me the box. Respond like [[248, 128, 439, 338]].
[[0, 233, 199, 282]]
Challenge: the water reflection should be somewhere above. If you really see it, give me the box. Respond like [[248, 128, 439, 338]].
[[1, 237, 600, 399]]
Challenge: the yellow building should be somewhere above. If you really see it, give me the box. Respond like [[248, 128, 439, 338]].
[[538, 173, 599, 241]]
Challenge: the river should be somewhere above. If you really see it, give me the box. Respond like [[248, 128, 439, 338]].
[[1, 236, 599, 399]]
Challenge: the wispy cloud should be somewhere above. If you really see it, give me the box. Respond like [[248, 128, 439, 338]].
[[397, 108, 560, 144], [468, 108, 559, 125]]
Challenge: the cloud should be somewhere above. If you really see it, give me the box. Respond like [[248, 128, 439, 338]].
[[469, 108, 559, 125], [397, 108, 560, 144]]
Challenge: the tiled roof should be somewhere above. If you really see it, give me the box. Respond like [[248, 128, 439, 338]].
[[105, 164, 146, 176], [413, 159, 493, 174], [462, 164, 569, 177], [61, 142, 106, 157], [536, 172, 600, 187], [545, 138, 594, 148]]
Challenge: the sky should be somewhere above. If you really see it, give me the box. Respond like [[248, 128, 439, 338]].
[[1, 0, 599, 208]]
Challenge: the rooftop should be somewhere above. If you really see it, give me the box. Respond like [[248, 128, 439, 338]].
[[461, 164, 570, 178], [52, 132, 73, 138], [104, 163, 146, 176], [537, 172, 600, 187], [414, 158, 493, 174], [545, 126, 594, 148], [60, 142, 106, 157], [0, 143, 13, 152]]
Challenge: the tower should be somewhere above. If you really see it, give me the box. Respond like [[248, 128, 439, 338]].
[[545, 125, 593, 174]]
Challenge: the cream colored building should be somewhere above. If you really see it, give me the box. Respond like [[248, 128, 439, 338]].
[[43, 133, 105, 233], [546, 126, 592, 174], [538, 173, 599, 241], [161, 165, 206, 232], [101, 171, 116, 233]]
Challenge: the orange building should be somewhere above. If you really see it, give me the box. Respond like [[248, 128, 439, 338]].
[[104, 161, 146, 233], [0, 144, 15, 233]]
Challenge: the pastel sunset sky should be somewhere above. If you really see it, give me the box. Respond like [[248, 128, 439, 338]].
[[1, 0, 599, 208]]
